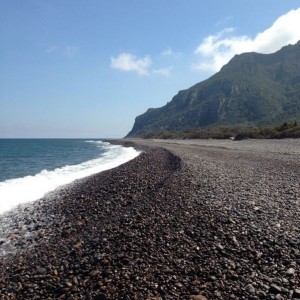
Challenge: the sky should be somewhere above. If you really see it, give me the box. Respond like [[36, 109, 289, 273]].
[[1, 1, 300, 138]]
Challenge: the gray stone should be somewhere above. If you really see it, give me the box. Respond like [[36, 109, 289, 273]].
[[36, 266, 47, 274], [246, 284, 256, 294], [270, 284, 282, 293], [190, 295, 208, 300], [293, 289, 300, 297], [286, 268, 295, 276]]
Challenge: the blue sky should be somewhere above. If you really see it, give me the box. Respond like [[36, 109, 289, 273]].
[[1, 1, 300, 138]]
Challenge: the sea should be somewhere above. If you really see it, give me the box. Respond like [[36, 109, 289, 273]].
[[0, 139, 140, 215]]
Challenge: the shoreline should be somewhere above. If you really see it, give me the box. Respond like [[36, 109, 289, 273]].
[[0, 139, 299, 299], [0, 140, 140, 215]]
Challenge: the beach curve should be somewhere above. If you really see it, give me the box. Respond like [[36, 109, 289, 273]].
[[0, 139, 299, 299]]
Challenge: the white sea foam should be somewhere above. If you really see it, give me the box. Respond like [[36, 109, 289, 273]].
[[0, 142, 140, 214]]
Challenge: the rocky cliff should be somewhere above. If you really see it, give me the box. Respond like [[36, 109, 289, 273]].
[[127, 41, 300, 137]]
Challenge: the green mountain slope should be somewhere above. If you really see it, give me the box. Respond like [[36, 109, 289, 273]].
[[127, 41, 300, 137]]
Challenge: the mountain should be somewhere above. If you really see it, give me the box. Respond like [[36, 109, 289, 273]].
[[127, 41, 300, 137]]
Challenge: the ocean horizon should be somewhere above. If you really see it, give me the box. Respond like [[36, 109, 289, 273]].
[[0, 139, 140, 214]]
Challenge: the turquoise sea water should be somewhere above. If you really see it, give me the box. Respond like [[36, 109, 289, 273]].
[[0, 139, 106, 181], [0, 139, 140, 214]]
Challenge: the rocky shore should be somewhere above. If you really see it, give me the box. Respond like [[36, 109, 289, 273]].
[[0, 139, 299, 299]]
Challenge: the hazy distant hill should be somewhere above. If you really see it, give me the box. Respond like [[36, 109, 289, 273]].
[[127, 41, 300, 137]]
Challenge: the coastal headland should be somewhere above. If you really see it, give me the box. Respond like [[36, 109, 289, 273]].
[[0, 139, 299, 299]]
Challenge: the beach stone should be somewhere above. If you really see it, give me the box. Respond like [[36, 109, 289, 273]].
[[294, 289, 300, 297], [286, 268, 295, 276], [190, 295, 208, 300], [36, 266, 47, 274], [94, 293, 106, 300], [280, 287, 289, 294], [270, 284, 282, 293], [246, 284, 256, 294]]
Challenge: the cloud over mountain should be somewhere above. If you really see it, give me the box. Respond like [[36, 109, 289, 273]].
[[193, 8, 300, 73]]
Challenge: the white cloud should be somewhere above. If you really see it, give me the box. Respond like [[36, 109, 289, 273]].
[[153, 67, 173, 76], [110, 53, 151, 76], [161, 47, 181, 58], [192, 8, 300, 73]]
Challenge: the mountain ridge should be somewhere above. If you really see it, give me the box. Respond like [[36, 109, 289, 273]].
[[127, 41, 300, 137]]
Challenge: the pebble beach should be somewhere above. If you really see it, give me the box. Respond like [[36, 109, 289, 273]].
[[0, 139, 299, 299]]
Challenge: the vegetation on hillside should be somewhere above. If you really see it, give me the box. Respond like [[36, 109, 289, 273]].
[[139, 122, 300, 140]]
